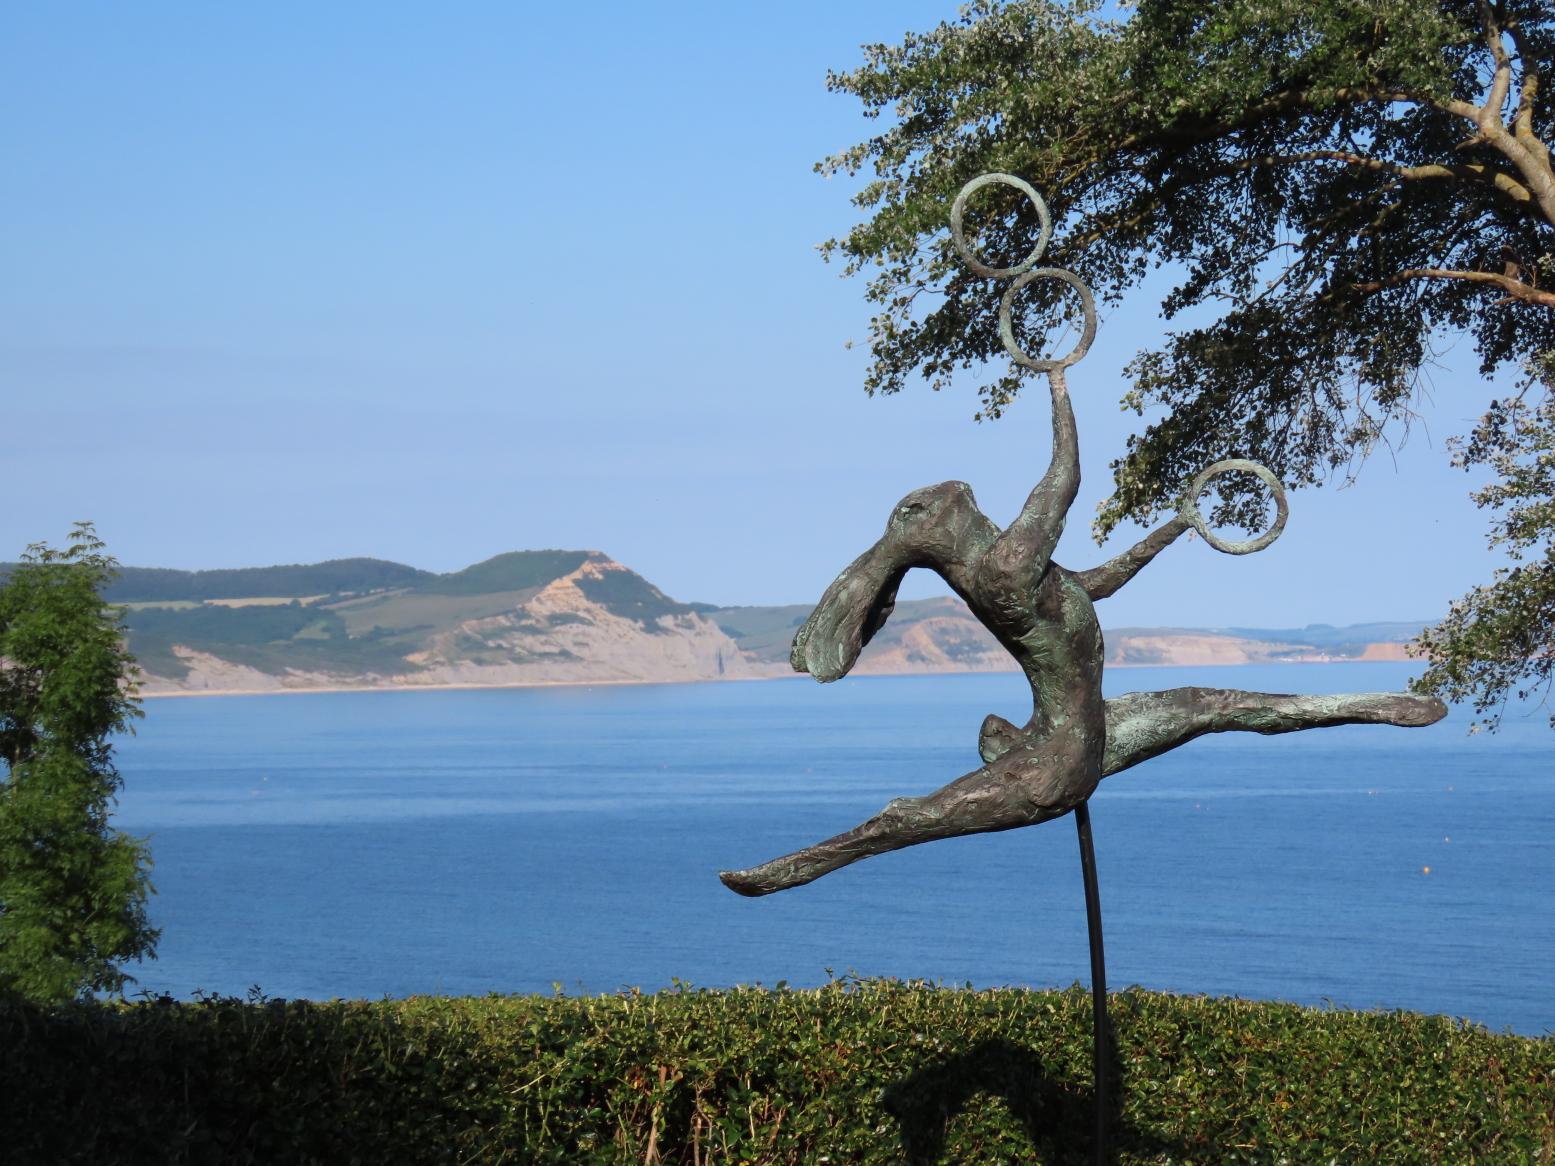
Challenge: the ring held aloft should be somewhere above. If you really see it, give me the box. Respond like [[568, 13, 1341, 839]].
[[1179, 459, 1288, 555]]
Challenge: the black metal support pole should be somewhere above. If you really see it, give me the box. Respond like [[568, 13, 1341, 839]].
[[1074, 798, 1108, 1166]]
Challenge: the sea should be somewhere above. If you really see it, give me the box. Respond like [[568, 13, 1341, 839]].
[[110, 663, 1555, 1036]]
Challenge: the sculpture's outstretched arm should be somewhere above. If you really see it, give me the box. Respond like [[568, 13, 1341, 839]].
[[973, 370, 1080, 608], [1073, 515, 1193, 601], [1101, 688, 1448, 777], [791, 481, 998, 682]]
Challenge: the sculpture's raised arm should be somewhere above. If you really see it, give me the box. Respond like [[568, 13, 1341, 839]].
[[972, 368, 1081, 610], [1073, 514, 1193, 601], [1075, 457, 1290, 600]]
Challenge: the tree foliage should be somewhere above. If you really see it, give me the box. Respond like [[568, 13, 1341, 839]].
[[821, 0, 1555, 724], [0, 523, 157, 1003], [1416, 352, 1555, 724]]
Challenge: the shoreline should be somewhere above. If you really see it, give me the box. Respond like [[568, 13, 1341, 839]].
[[138, 674, 773, 699], [138, 655, 1421, 700]]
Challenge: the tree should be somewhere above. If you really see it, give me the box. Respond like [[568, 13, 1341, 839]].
[[818, 0, 1555, 725], [0, 523, 157, 1003], [1416, 352, 1555, 724]]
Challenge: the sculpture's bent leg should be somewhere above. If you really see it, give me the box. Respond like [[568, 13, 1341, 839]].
[[1100, 688, 1448, 778], [978, 713, 1025, 763], [720, 737, 1097, 896]]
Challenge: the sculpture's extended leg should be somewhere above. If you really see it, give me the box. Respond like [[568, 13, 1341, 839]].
[[720, 688, 1445, 897], [720, 731, 1097, 897], [791, 481, 998, 682], [1100, 688, 1448, 777]]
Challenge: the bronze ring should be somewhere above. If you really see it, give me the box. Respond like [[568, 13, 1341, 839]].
[[1179, 459, 1289, 555], [997, 267, 1097, 372], [950, 173, 1052, 278]]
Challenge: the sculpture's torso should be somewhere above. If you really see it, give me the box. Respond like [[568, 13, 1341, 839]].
[[939, 562, 1107, 827]]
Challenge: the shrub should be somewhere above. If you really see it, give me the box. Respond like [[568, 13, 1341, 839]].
[[1, 980, 1550, 1164]]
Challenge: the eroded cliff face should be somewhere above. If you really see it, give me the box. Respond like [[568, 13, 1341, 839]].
[[1102, 631, 1311, 667], [826, 598, 1336, 673], [398, 559, 779, 687], [139, 556, 780, 694], [140, 647, 312, 694], [133, 551, 1421, 696], [847, 599, 1011, 674]]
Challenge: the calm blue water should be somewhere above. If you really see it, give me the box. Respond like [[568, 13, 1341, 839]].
[[111, 664, 1555, 1035]]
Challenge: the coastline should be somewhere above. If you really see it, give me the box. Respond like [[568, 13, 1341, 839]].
[[137, 652, 1419, 700], [137, 674, 773, 700]]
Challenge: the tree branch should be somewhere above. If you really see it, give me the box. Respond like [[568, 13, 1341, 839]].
[[1425, 6, 1555, 228], [1478, 0, 1515, 124], [1073, 515, 1191, 600], [1352, 266, 1555, 307], [1195, 75, 1555, 222], [1113, 87, 1424, 154], [1059, 144, 1535, 294], [1234, 151, 1536, 206], [1506, 22, 1550, 168]]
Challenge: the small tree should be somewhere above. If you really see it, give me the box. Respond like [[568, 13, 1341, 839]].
[[0, 523, 157, 1003]]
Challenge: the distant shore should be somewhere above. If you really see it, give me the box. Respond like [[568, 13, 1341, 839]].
[[138, 675, 766, 700], [137, 651, 1418, 700]]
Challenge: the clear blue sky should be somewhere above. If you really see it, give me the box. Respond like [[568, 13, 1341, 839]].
[[2, 2, 1507, 628]]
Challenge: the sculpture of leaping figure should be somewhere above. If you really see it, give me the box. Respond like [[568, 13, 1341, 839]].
[[720, 174, 1445, 898]]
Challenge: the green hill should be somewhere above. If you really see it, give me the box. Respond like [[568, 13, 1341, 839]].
[[103, 558, 435, 602], [3, 550, 608, 605], [109, 550, 606, 682], [417, 551, 596, 597]]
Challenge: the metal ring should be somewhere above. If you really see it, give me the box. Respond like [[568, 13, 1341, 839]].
[[997, 267, 1098, 371], [949, 173, 1052, 279], [1179, 459, 1289, 555]]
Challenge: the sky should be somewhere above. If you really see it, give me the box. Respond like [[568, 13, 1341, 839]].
[[0, 2, 1515, 629]]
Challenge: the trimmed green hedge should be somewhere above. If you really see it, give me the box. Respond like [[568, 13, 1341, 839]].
[[3, 980, 1551, 1164]]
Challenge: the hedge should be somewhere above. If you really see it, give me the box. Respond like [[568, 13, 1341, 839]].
[[2, 979, 1551, 1164]]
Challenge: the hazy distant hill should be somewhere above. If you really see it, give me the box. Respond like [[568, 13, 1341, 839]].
[[69, 548, 1427, 695], [1223, 622, 1429, 648], [717, 603, 1426, 672], [713, 597, 1017, 674]]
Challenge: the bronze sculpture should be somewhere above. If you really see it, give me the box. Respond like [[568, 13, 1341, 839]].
[[721, 174, 1445, 899]]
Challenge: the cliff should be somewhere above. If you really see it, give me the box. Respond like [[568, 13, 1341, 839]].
[[116, 550, 1425, 695]]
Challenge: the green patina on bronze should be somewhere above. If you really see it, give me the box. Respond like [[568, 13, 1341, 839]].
[[719, 179, 1444, 898]]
